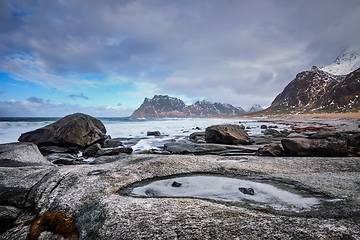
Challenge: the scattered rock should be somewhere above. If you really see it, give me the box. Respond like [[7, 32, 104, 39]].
[[189, 132, 205, 140], [257, 144, 284, 157], [147, 131, 161, 136], [269, 125, 278, 129], [96, 147, 133, 156], [39, 146, 78, 156], [238, 187, 255, 195], [18, 113, 107, 147], [260, 125, 268, 129], [103, 139, 122, 148], [45, 153, 76, 165], [0, 142, 54, 167], [205, 124, 252, 145], [83, 143, 102, 157], [172, 181, 182, 187], [263, 128, 284, 138]]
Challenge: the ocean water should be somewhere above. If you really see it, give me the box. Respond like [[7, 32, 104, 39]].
[[0, 117, 290, 151]]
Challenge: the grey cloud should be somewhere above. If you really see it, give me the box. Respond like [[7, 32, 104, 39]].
[[1, 0, 360, 107], [67, 93, 89, 100], [0, 90, 5, 95], [117, 103, 122, 106], [27, 96, 44, 103]]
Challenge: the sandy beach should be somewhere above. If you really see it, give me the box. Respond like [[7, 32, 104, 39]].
[[241, 112, 360, 133]]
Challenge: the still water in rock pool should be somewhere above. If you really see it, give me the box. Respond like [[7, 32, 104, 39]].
[[130, 176, 321, 212]]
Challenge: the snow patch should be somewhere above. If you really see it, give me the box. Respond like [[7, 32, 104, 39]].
[[321, 47, 360, 75]]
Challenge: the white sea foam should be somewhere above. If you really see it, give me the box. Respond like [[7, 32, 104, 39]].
[[0, 118, 291, 150]]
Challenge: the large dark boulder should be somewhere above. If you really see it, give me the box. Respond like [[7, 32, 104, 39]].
[[281, 137, 348, 157], [18, 113, 107, 147], [205, 124, 252, 145], [0, 142, 54, 167]]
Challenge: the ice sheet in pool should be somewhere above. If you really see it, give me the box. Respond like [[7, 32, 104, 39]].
[[131, 175, 320, 212]]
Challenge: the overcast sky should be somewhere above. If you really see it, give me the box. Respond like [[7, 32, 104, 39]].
[[1, 0, 360, 117]]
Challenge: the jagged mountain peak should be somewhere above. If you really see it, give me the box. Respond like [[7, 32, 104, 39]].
[[320, 47, 360, 75], [247, 104, 263, 113], [131, 95, 246, 117]]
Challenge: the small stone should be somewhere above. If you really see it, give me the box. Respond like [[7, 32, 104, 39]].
[[172, 181, 182, 187], [260, 125, 267, 129], [83, 143, 102, 157], [103, 139, 122, 148], [147, 131, 161, 136], [181, 149, 191, 154], [239, 187, 255, 195]]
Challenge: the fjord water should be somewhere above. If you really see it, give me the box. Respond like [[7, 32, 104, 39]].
[[0, 117, 289, 147]]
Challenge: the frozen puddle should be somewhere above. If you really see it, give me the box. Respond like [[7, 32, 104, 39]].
[[129, 175, 322, 212]]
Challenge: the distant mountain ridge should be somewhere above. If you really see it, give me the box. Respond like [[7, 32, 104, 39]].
[[131, 95, 247, 118], [247, 104, 263, 113]]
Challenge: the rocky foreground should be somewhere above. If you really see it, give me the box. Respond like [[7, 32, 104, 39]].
[[1, 113, 360, 239]]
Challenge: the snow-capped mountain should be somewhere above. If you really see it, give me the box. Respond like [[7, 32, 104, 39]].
[[264, 65, 360, 114], [320, 47, 360, 75], [247, 104, 263, 113], [131, 95, 246, 117]]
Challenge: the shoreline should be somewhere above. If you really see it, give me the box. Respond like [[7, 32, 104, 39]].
[[236, 112, 360, 133]]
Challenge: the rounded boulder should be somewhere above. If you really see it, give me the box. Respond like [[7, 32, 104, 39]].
[[18, 113, 107, 147], [205, 124, 252, 145]]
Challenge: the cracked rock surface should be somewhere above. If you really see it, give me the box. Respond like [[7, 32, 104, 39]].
[[1, 153, 360, 239]]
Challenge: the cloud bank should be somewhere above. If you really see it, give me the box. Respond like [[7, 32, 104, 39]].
[[1, 0, 360, 116], [0, 99, 133, 117]]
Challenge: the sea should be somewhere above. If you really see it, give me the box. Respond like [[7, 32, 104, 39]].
[[0, 117, 290, 152]]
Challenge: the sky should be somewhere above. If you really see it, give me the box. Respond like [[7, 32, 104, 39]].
[[1, 0, 360, 117]]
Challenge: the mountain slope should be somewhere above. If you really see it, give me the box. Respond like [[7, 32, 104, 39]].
[[131, 95, 246, 117], [265, 67, 360, 114], [131, 95, 187, 118]]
